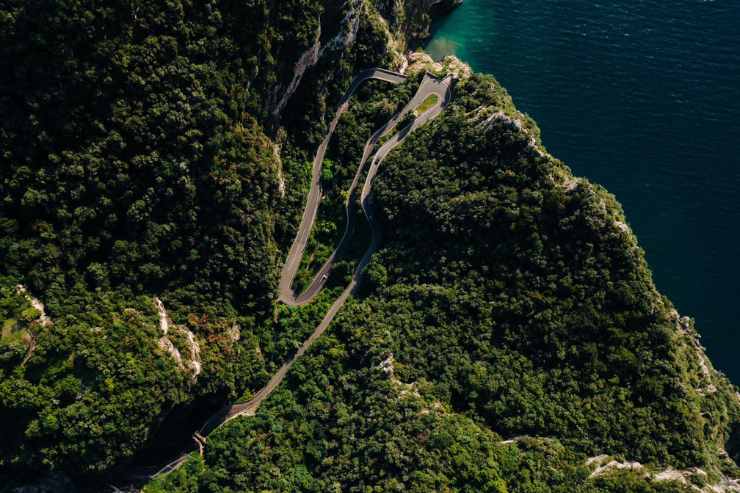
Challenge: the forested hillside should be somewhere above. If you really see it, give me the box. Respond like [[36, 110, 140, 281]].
[[143, 58, 740, 493], [0, 0, 401, 487], [1, 1, 738, 492]]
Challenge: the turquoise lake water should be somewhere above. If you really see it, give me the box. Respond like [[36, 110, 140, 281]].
[[426, 0, 740, 382]]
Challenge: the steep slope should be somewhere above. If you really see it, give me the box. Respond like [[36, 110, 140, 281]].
[[0, 0, 402, 488], [1, 1, 738, 492], [144, 52, 739, 493]]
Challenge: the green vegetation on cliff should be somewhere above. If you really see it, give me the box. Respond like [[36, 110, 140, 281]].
[[0, 1, 738, 492], [145, 66, 739, 492], [0, 0, 394, 485]]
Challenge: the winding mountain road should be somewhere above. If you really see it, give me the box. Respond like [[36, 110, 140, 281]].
[[210, 70, 452, 430], [148, 69, 453, 480], [278, 68, 407, 306]]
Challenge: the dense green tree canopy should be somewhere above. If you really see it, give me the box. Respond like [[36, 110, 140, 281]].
[[144, 71, 739, 493], [0, 1, 738, 492]]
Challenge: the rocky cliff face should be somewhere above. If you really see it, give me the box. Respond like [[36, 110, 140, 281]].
[[370, 0, 461, 48]]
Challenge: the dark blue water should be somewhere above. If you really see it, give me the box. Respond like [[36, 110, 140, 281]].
[[427, 0, 740, 382]]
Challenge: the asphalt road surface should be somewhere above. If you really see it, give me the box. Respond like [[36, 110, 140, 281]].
[[146, 69, 453, 481], [277, 68, 407, 306]]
